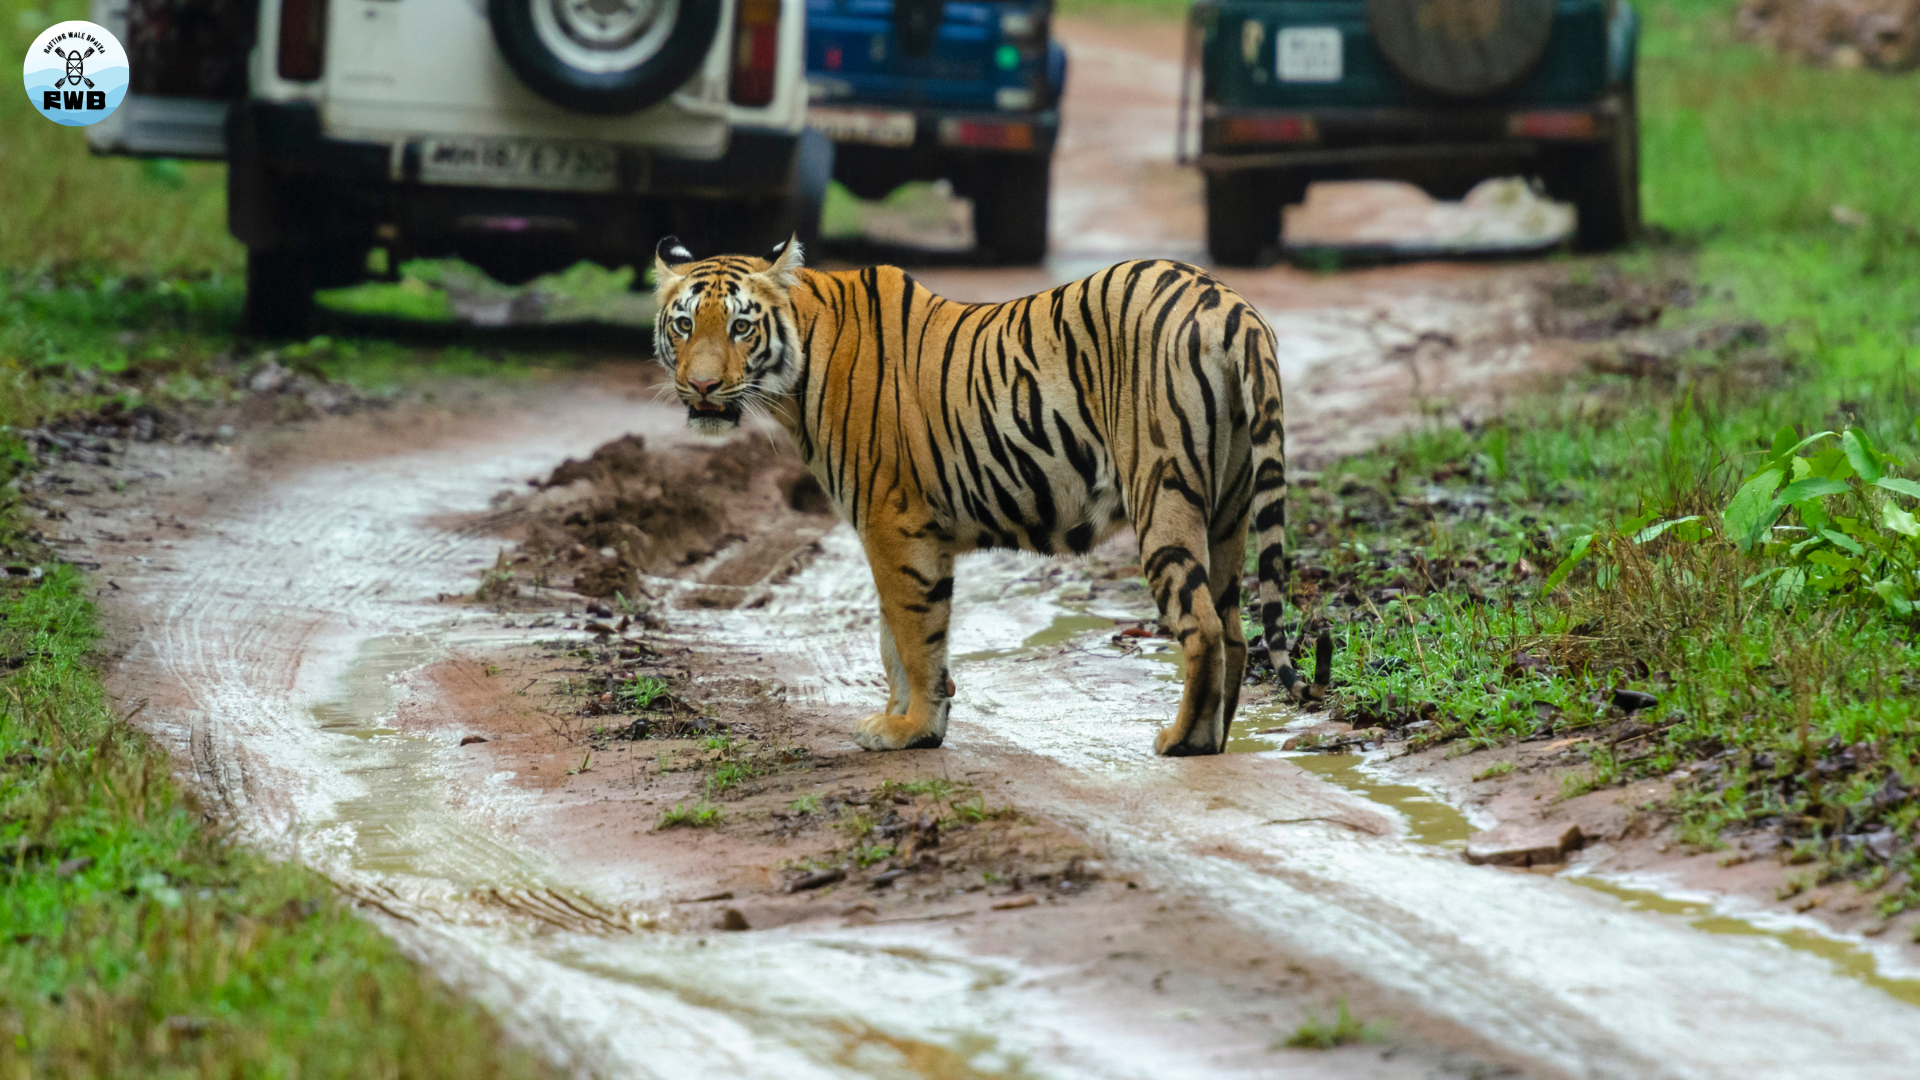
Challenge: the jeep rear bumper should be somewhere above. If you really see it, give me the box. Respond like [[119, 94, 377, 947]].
[[229, 101, 806, 276], [1196, 99, 1624, 173]]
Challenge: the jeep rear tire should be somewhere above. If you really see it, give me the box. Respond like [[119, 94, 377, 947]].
[[488, 0, 722, 116], [972, 155, 1050, 266], [1567, 93, 1641, 251], [244, 247, 317, 338], [1205, 169, 1277, 268]]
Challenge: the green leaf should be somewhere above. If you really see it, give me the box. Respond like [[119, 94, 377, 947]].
[[1883, 501, 1920, 538], [1770, 566, 1806, 609], [1805, 549, 1861, 573], [1724, 468, 1784, 552], [1820, 529, 1865, 556], [1542, 534, 1595, 595], [1843, 429, 1884, 484], [1767, 429, 1837, 468], [1768, 425, 1798, 464], [1875, 477, 1920, 500], [1807, 447, 1854, 482], [1788, 534, 1827, 558], [1873, 578, 1914, 616], [1633, 516, 1704, 545], [1775, 477, 1851, 505], [1742, 567, 1787, 589], [1797, 496, 1833, 533]]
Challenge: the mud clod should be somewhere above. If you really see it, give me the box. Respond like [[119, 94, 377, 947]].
[[480, 432, 834, 604]]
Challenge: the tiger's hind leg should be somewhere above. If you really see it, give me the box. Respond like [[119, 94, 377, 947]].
[[1208, 508, 1252, 732], [1141, 520, 1228, 757], [853, 538, 954, 751]]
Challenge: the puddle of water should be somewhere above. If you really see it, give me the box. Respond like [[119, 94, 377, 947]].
[[1278, 732, 1920, 1010], [308, 634, 548, 888], [1021, 613, 1114, 649], [955, 610, 1127, 663], [1285, 752, 1473, 849], [1225, 714, 1283, 755], [1569, 875, 1920, 1009]]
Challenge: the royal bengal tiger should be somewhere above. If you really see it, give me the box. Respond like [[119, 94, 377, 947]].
[[651, 236, 1298, 756]]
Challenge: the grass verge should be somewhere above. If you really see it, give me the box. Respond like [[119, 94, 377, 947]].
[[0, 562, 555, 1076], [1, 0, 575, 1049], [1269, 0, 1920, 928]]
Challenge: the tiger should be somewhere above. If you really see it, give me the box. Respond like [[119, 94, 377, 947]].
[[650, 235, 1299, 756]]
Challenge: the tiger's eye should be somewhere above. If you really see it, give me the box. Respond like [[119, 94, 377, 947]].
[[732, 319, 752, 336]]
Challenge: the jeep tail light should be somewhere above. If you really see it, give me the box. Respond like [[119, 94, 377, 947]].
[[731, 0, 781, 107], [277, 0, 328, 82], [1508, 111, 1597, 139], [1222, 115, 1318, 146], [938, 118, 1034, 151]]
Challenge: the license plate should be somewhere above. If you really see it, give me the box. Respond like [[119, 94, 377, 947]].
[[1277, 27, 1343, 83], [417, 137, 620, 192], [807, 107, 917, 148]]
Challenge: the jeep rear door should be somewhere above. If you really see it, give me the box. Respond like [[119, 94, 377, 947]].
[[86, 0, 256, 158]]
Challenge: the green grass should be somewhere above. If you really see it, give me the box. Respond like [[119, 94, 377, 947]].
[[878, 777, 958, 801], [657, 799, 725, 830], [618, 675, 673, 712], [0, 1, 575, 1063], [0, 565, 553, 1078], [1279, 1000, 1385, 1050], [1281, 0, 1920, 923]]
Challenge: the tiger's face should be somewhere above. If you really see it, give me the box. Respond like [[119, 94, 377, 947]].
[[652, 237, 804, 436]]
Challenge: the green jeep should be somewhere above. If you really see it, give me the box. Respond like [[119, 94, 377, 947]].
[[1184, 0, 1640, 264]]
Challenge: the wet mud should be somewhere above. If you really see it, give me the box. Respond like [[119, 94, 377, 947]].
[[473, 430, 835, 604]]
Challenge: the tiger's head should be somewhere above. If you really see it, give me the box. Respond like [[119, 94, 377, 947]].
[[652, 236, 805, 435]]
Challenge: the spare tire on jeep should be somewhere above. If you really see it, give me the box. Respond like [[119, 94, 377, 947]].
[[1365, 0, 1555, 98], [488, 0, 722, 115]]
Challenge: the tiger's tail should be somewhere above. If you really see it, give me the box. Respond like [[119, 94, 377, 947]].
[[1240, 312, 1298, 693]]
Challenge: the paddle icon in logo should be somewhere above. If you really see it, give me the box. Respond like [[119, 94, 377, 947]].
[[23, 21, 128, 126]]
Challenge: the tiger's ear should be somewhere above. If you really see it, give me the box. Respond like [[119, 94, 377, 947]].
[[654, 236, 695, 289], [761, 234, 805, 290]]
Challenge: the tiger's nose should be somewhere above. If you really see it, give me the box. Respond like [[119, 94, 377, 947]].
[[687, 378, 720, 399]]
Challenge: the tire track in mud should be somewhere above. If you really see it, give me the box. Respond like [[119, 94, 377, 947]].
[[661, 528, 1920, 1080], [81, 277, 1915, 1078], [102, 394, 1406, 1080]]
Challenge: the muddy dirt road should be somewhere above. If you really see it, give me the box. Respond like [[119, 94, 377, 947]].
[[56, 15, 1920, 1080]]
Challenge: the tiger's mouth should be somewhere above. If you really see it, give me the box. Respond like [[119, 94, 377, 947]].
[[687, 400, 743, 428]]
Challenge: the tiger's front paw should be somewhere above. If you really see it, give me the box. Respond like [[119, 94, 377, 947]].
[[1154, 721, 1224, 757], [853, 711, 944, 751]]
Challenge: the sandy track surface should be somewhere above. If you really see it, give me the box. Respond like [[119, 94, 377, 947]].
[[49, 15, 1920, 1080]]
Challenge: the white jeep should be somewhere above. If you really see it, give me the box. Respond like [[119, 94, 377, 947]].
[[88, 0, 827, 334]]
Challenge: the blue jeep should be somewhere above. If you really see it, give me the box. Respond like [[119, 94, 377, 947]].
[[804, 0, 1068, 263], [1186, 0, 1640, 264]]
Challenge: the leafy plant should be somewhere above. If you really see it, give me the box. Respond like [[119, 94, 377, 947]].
[[618, 675, 672, 712], [1724, 426, 1920, 615], [1545, 425, 1920, 617]]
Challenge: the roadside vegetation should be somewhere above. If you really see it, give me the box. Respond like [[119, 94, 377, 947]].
[[1263, 0, 1920, 927], [0, 2, 574, 1072]]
